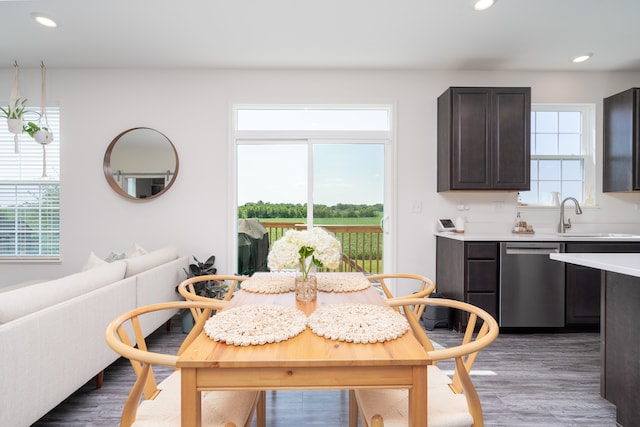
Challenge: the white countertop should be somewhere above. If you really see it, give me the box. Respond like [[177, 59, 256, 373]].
[[550, 253, 640, 278], [435, 231, 640, 242]]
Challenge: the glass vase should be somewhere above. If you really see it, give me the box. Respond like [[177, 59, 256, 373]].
[[295, 262, 317, 302]]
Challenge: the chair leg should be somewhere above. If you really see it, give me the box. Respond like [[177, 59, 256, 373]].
[[348, 390, 359, 427], [371, 414, 384, 427], [95, 370, 104, 389], [257, 391, 266, 427]]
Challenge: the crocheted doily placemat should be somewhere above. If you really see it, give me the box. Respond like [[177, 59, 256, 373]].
[[204, 304, 307, 346], [241, 275, 296, 294], [307, 303, 409, 344], [316, 274, 371, 293]]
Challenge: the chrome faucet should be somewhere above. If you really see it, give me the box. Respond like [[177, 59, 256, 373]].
[[558, 197, 583, 233]]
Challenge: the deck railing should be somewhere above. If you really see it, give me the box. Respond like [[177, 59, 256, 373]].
[[262, 221, 383, 274]]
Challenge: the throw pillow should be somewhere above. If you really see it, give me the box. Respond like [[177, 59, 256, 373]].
[[105, 251, 126, 262], [125, 243, 147, 258], [82, 251, 108, 271]]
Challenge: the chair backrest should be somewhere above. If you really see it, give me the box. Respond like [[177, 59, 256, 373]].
[[104, 300, 230, 426], [387, 297, 499, 425], [177, 275, 246, 321], [367, 273, 436, 317]]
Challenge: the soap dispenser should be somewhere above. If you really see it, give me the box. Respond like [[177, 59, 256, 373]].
[[513, 212, 521, 233]]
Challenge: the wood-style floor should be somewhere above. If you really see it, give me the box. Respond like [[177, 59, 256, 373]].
[[33, 316, 617, 427]]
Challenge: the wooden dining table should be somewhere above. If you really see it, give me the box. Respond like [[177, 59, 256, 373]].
[[176, 273, 430, 426]]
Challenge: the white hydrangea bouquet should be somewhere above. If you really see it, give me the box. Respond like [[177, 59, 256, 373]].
[[267, 227, 342, 280]]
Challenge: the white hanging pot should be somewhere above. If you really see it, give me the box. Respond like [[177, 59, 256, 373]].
[[7, 117, 23, 134], [34, 129, 54, 144]]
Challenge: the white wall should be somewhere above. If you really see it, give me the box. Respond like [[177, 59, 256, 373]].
[[1, 68, 639, 287]]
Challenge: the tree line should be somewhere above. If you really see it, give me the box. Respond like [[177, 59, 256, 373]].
[[238, 201, 383, 219]]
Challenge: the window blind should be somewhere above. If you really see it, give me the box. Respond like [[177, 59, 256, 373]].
[[0, 107, 60, 258]]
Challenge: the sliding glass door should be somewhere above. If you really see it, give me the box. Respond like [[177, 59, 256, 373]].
[[234, 106, 393, 276]]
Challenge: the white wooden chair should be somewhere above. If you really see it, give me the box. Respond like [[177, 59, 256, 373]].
[[105, 300, 264, 427], [351, 297, 499, 427]]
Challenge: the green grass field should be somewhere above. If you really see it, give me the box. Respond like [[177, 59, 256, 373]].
[[260, 216, 381, 225]]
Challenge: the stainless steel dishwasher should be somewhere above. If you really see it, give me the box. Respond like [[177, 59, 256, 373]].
[[499, 242, 565, 327]]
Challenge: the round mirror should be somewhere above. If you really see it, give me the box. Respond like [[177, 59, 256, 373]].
[[103, 127, 179, 201]]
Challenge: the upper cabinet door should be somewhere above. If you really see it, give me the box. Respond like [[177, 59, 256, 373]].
[[438, 87, 531, 191], [603, 87, 640, 192], [451, 88, 492, 189], [492, 88, 531, 189]]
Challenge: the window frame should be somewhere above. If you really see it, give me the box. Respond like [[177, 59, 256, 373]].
[[0, 106, 60, 262], [523, 103, 595, 207], [230, 104, 396, 276]]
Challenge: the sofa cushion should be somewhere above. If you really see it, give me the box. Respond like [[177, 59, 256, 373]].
[[124, 245, 178, 278], [0, 261, 126, 324]]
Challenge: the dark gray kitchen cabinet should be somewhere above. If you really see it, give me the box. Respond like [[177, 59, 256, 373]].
[[603, 87, 640, 192], [565, 242, 640, 325], [437, 87, 531, 191], [436, 237, 498, 330]]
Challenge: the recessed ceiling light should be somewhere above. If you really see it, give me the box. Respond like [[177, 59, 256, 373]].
[[474, 0, 496, 11], [572, 53, 593, 63], [31, 12, 58, 28]]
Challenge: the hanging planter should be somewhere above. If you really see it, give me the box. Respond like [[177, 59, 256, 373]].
[[24, 121, 53, 143], [23, 121, 53, 178], [7, 116, 24, 134], [23, 62, 55, 177], [34, 128, 54, 144], [1, 98, 27, 153], [0, 62, 27, 153]]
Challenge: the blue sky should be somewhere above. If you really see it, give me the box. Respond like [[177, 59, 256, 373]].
[[237, 143, 383, 206]]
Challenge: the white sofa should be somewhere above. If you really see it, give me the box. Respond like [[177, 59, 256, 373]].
[[0, 245, 188, 427]]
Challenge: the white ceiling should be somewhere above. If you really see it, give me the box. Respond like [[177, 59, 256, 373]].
[[1, 0, 640, 72]]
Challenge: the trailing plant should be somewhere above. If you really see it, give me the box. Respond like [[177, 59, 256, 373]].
[[22, 121, 49, 138], [179, 255, 228, 299]]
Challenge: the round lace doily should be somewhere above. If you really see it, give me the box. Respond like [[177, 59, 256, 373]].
[[204, 304, 307, 346], [241, 275, 295, 294], [316, 274, 371, 293], [307, 303, 409, 344]]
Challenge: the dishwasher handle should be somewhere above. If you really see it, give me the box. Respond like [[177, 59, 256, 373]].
[[502, 242, 563, 256], [505, 247, 560, 255], [502, 242, 563, 255]]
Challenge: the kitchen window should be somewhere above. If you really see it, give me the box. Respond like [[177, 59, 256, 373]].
[[519, 104, 595, 206], [0, 107, 60, 260]]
